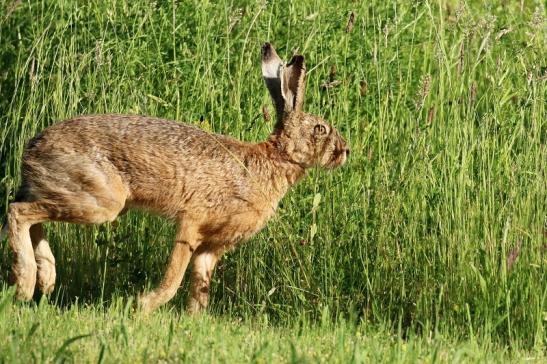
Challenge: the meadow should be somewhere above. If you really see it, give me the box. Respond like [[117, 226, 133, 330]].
[[0, 0, 545, 362]]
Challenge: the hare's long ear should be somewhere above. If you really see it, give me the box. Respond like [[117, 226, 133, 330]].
[[262, 43, 307, 126], [281, 54, 306, 114], [261, 43, 285, 125]]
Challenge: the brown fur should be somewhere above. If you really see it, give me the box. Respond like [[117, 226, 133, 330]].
[[7, 43, 349, 312]]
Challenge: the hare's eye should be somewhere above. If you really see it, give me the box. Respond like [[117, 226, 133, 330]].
[[313, 124, 327, 136]]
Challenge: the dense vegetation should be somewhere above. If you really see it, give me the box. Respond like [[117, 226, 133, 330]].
[[1, 0, 545, 361]]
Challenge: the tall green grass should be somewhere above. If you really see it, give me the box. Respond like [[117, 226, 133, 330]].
[[0, 0, 545, 352]]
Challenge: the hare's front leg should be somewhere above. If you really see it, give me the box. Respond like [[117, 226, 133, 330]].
[[187, 249, 221, 314], [138, 221, 199, 313]]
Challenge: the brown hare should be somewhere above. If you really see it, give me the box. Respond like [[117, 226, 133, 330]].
[[3, 43, 349, 313]]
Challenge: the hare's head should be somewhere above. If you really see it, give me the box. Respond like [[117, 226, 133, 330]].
[[262, 43, 349, 169]]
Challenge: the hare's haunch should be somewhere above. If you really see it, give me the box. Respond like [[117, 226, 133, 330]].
[[6, 43, 349, 313]]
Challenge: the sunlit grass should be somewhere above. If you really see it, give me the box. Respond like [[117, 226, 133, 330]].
[[1, 287, 543, 363]]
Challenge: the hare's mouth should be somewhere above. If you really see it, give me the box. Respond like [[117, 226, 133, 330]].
[[325, 147, 348, 169]]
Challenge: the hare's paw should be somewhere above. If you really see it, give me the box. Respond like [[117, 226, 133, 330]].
[[12, 255, 37, 300]]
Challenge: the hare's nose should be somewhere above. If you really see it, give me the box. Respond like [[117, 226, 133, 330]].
[[345, 147, 350, 156]]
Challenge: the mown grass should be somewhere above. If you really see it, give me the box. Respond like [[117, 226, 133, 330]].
[[0, 0, 545, 360]]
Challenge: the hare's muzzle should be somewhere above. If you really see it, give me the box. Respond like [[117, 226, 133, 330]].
[[327, 136, 350, 169], [342, 142, 350, 157], [339, 141, 350, 165]]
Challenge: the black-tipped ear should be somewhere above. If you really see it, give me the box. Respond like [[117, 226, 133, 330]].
[[261, 43, 285, 125], [261, 43, 307, 129], [281, 55, 306, 113]]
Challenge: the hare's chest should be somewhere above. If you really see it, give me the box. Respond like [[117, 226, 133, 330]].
[[199, 203, 277, 245]]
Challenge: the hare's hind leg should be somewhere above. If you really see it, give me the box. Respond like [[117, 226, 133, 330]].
[[9, 164, 128, 299], [139, 220, 199, 313], [30, 224, 56, 295], [7, 202, 50, 300], [8, 195, 124, 300]]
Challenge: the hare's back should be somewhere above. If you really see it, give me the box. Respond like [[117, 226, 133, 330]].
[[25, 114, 236, 163], [23, 113, 248, 192], [20, 114, 249, 214], [37, 114, 207, 148]]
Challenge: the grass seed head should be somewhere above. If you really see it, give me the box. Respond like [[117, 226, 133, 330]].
[[329, 65, 337, 82], [506, 241, 522, 272], [415, 74, 431, 110], [359, 80, 368, 96], [262, 105, 270, 122], [345, 11, 355, 33], [228, 8, 243, 33], [469, 82, 477, 106], [427, 107, 435, 125], [458, 41, 465, 74]]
